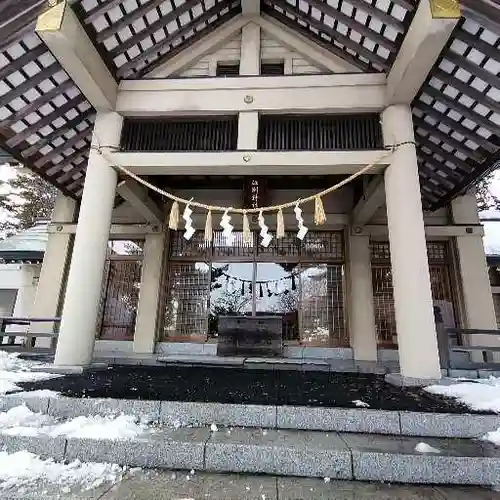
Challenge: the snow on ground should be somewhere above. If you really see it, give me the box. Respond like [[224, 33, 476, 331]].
[[414, 442, 441, 454], [424, 377, 500, 413], [0, 405, 151, 439], [482, 429, 500, 446], [352, 400, 370, 408], [0, 352, 62, 395], [0, 450, 126, 492]]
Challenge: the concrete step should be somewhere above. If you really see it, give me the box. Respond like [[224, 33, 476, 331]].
[[1, 426, 499, 486], [3, 393, 500, 439]]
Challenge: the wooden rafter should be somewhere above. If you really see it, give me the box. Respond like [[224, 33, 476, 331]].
[[115, 0, 240, 78], [263, 0, 390, 70], [107, 0, 200, 57]]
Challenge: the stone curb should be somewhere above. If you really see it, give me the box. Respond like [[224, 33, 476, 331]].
[[1, 430, 500, 485], [2, 394, 500, 439]]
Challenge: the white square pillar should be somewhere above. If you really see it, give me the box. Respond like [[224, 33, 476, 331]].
[[133, 232, 166, 354], [382, 104, 441, 380], [347, 233, 377, 361], [54, 112, 123, 367], [29, 194, 76, 348], [452, 194, 498, 332]]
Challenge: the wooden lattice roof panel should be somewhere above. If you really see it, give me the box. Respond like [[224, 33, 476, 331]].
[[73, 0, 243, 79], [413, 7, 500, 210], [0, 20, 95, 198], [261, 0, 416, 73]]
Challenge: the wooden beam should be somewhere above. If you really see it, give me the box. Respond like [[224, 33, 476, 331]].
[[109, 150, 390, 176], [21, 109, 95, 159], [116, 0, 237, 78], [444, 50, 500, 91], [432, 68, 500, 117], [36, 0, 117, 110], [337, 0, 406, 31], [412, 116, 484, 164], [0, 80, 75, 130], [423, 85, 500, 136], [352, 176, 385, 226], [267, 0, 389, 70], [5, 95, 87, 148], [241, 0, 260, 15], [95, 0, 167, 43], [0, 63, 59, 109], [48, 223, 163, 236], [386, 0, 459, 104], [261, 6, 370, 72], [117, 74, 386, 115], [418, 163, 456, 190], [107, 0, 198, 55], [362, 224, 485, 238], [33, 129, 92, 168], [306, 0, 398, 53], [417, 149, 464, 182], [146, 16, 248, 78], [413, 101, 500, 153], [415, 133, 474, 175], [117, 179, 163, 225], [0, 44, 47, 81], [256, 15, 360, 74], [82, 0, 124, 24]]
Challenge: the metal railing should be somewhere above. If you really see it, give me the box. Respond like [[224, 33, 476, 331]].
[[0, 317, 60, 352], [434, 307, 500, 369]]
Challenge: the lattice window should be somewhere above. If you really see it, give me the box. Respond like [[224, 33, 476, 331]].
[[300, 264, 347, 346], [301, 231, 344, 261], [213, 231, 255, 259], [97, 260, 142, 341], [169, 231, 210, 259], [257, 231, 301, 259], [162, 262, 211, 340], [370, 241, 457, 345]]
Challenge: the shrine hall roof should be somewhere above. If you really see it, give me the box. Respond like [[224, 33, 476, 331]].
[[0, 0, 500, 210]]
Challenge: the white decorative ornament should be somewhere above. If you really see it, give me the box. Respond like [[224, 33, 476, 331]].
[[258, 211, 273, 247], [183, 204, 195, 240], [294, 204, 308, 240], [220, 209, 235, 245]]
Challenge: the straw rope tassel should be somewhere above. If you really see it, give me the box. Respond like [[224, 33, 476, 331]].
[[314, 196, 326, 226], [276, 208, 285, 239], [204, 210, 213, 242], [168, 201, 179, 230], [242, 212, 252, 245]]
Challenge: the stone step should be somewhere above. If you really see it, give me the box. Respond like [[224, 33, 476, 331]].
[[3, 393, 500, 439], [0, 426, 499, 486]]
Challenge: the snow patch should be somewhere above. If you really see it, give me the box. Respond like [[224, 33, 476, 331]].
[[0, 450, 126, 492], [0, 352, 62, 395], [414, 442, 441, 454], [352, 400, 370, 408], [482, 429, 500, 446], [425, 377, 500, 413], [210, 423, 218, 432], [0, 405, 150, 440]]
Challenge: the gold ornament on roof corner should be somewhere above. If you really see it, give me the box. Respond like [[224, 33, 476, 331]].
[[429, 0, 461, 19]]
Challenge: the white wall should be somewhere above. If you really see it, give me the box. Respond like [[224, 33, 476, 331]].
[[150, 26, 326, 78], [0, 263, 41, 336], [260, 31, 323, 75]]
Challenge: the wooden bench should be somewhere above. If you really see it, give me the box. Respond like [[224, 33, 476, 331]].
[[0, 317, 60, 352]]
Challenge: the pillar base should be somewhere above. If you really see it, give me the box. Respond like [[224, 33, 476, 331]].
[[385, 372, 443, 387], [30, 362, 108, 375]]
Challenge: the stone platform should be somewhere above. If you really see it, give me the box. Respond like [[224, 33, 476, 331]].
[[3, 469, 499, 500], [3, 393, 500, 439], [1, 423, 500, 486]]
